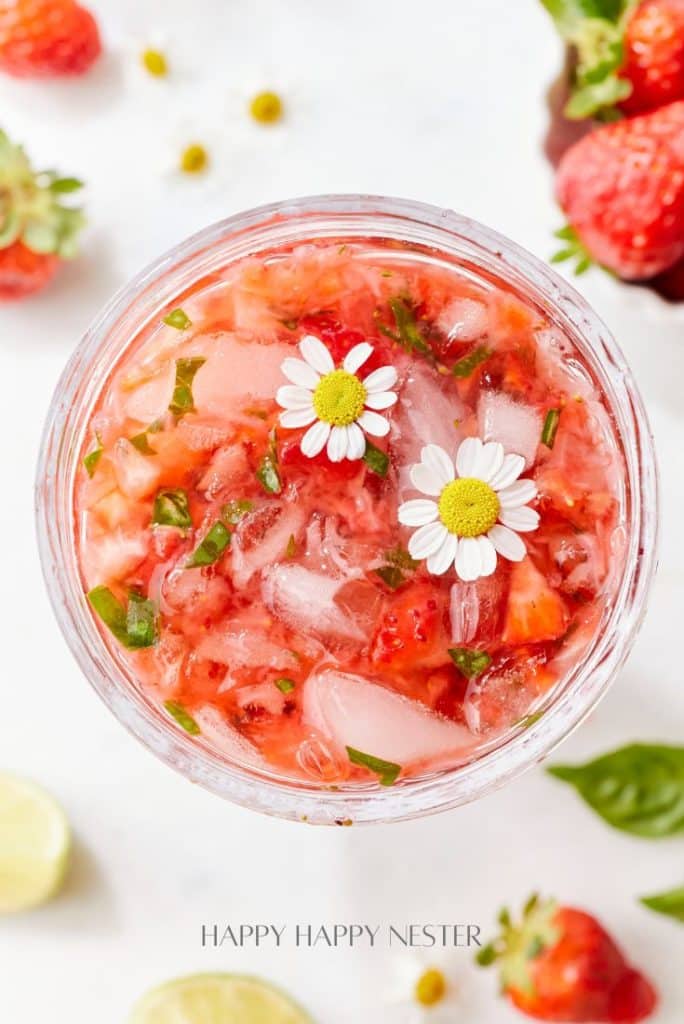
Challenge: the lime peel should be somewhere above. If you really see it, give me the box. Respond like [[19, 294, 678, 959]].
[[128, 973, 314, 1024]]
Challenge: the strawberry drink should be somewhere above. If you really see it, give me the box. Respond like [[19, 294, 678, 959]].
[[75, 234, 625, 790]]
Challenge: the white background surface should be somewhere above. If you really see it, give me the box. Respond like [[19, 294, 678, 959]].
[[1, 1, 683, 1021]]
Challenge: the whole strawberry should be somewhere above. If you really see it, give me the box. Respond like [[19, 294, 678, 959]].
[[0, 0, 101, 77], [478, 895, 658, 1023], [621, 0, 684, 115], [555, 100, 684, 280], [0, 129, 85, 299]]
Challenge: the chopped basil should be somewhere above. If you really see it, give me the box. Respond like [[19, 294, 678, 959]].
[[548, 744, 684, 838], [186, 521, 231, 567], [448, 647, 492, 679], [49, 176, 84, 194], [385, 546, 419, 570], [257, 430, 282, 494], [164, 701, 200, 735], [152, 488, 192, 529], [83, 439, 103, 477], [346, 746, 402, 786], [516, 710, 545, 730], [274, 677, 296, 694], [541, 408, 561, 448], [88, 586, 157, 649], [168, 356, 205, 417], [221, 499, 254, 525], [163, 308, 192, 330], [285, 533, 297, 558], [452, 345, 490, 378], [376, 297, 433, 359], [363, 440, 389, 478], [640, 886, 684, 923], [129, 431, 156, 455], [375, 565, 405, 590]]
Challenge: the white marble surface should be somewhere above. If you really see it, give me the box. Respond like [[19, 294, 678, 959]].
[[1, 1, 683, 1021]]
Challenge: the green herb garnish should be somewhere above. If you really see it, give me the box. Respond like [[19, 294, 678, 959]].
[[346, 746, 402, 787], [168, 356, 205, 418], [88, 586, 157, 649], [221, 499, 254, 525], [375, 565, 406, 590], [640, 885, 684, 924], [257, 430, 282, 494], [376, 297, 433, 359], [274, 677, 296, 694], [548, 744, 684, 838], [516, 710, 545, 730], [285, 533, 297, 558], [49, 177, 84, 194], [164, 701, 200, 735], [186, 521, 231, 567], [541, 408, 561, 448], [152, 488, 192, 529], [362, 440, 389, 478], [129, 431, 156, 455], [385, 546, 419, 570], [452, 345, 490, 378], [163, 308, 192, 330], [83, 436, 103, 477], [448, 647, 492, 679]]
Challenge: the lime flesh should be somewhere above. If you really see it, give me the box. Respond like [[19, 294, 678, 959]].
[[129, 974, 314, 1024], [0, 774, 71, 912]]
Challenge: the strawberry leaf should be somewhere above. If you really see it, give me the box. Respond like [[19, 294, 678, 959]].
[[640, 886, 684, 924]]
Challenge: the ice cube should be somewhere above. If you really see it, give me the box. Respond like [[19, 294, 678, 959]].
[[194, 705, 268, 769], [437, 298, 488, 343], [196, 625, 299, 672], [449, 576, 507, 646], [176, 417, 233, 452], [231, 503, 306, 589], [111, 438, 162, 499], [198, 444, 250, 498], [535, 327, 595, 401], [123, 361, 176, 424], [303, 669, 473, 771], [262, 564, 366, 641], [392, 364, 466, 494], [192, 335, 294, 413], [82, 530, 148, 589], [477, 391, 542, 468]]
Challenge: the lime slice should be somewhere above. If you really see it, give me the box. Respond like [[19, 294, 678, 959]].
[[0, 774, 71, 912], [129, 974, 314, 1024]]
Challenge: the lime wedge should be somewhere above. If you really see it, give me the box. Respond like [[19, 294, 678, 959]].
[[0, 774, 71, 912], [129, 974, 314, 1024]]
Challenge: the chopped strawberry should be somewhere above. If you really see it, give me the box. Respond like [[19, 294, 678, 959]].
[[478, 896, 658, 1023], [371, 581, 448, 671], [280, 436, 364, 480], [0, 0, 101, 77], [620, 0, 684, 116], [297, 311, 393, 371], [503, 558, 568, 645]]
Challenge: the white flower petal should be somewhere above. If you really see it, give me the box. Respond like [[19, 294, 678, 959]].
[[398, 499, 439, 527], [488, 524, 526, 562], [363, 365, 398, 393], [421, 444, 455, 488], [301, 420, 331, 458], [499, 506, 540, 533], [343, 342, 373, 374], [358, 409, 390, 437], [364, 390, 397, 410], [276, 384, 315, 410], [280, 406, 317, 429], [473, 441, 504, 483], [455, 436, 483, 478], [409, 462, 443, 497], [408, 521, 449, 560], [477, 535, 497, 577], [455, 537, 483, 582], [427, 533, 459, 576], [489, 453, 525, 490], [299, 334, 334, 374], [327, 424, 349, 462], [498, 479, 537, 508], [346, 421, 366, 460], [281, 357, 320, 389]]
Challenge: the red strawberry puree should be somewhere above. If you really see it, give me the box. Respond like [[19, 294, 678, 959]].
[[76, 240, 623, 786]]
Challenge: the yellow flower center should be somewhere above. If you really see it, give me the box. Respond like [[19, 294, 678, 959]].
[[312, 369, 366, 426], [438, 477, 500, 537], [415, 968, 447, 1007], [250, 90, 284, 124]]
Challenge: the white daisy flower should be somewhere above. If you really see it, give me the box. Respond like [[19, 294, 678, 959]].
[[398, 437, 539, 582], [384, 952, 463, 1023], [276, 334, 398, 462]]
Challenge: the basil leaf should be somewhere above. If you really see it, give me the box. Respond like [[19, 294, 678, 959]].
[[274, 677, 295, 694], [385, 546, 419, 570], [257, 430, 282, 495], [129, 431, 156, 455], [452, 345, 490, 379], [186, 521, 231, 567], [363, 440, 389, 478], [163, 308, 192, 330], [285, 533, 297, 558], [640, 886, 684, 924], [222, 499, 254, 525], [152, 488, 192, 529], [49, 176, 84, 194], [164, 701, 200, 735], [377, 297, 433, 359], [346, 746, 402, 787], [83, 442, 103, 477], [548, 744, 684, 838], [375, 565, 405, 590], [87, 586, 157, 649], [449, 647, 492, 679], [541, 408, 561, 448], [169, 357, 205, 417]]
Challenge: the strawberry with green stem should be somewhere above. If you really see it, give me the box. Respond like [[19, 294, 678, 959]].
[[0, 0, 101, 78], [478, 894, 658, 1022], [0, 129, 85, 299]]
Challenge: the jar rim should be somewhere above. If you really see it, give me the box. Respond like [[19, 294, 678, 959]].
[[35, 194, 659, 824]]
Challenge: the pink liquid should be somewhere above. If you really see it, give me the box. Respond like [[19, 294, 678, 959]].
[[76, 240, 623, 786]]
